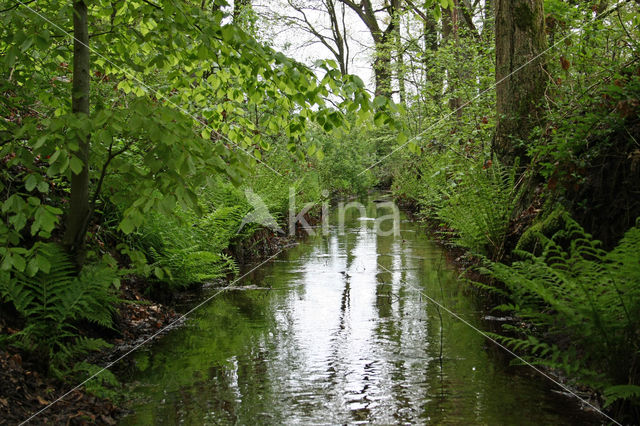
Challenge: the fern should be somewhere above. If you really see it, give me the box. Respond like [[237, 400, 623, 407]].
[[481, 216, 640, 406], [604, 385, 640, 408], [438, 159, 523, 260], [0, 243, 118, 377], [136, 185, 248, 287]]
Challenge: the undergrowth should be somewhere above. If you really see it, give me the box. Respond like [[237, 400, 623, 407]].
[[437, 159, 523, 260], [480, 212, 640, 417], [0, 243, 120, 393]]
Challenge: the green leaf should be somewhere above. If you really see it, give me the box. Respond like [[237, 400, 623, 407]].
[[69, 155, 84, 174], [25, 174, 38, 192], [119, 217, 135, 234], [12, 253, 26, 272], [154, 267, 164, 280], [35, 254, 51, 274]]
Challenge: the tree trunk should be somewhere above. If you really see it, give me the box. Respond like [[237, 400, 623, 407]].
[[494, 0, 547, 166], [422, 10, 442, 105], [395, 16, 406, 105], [337, 0, 396, 98], [483, 0, 493, 38], [326, 0, 350, 75], [373, 44, 392, 97], [442, 0, 462, 117], [63, 0, 91, 263]]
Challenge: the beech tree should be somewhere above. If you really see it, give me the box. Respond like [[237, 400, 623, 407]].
[[337, 0, 401, 97], [1, 0, 392, 272]]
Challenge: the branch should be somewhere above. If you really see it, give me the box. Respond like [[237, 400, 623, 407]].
[[459, 0, 479, 38], [403, 0, 430, 23], [597, 0, 634, 20], [90, 137, 135, 211]]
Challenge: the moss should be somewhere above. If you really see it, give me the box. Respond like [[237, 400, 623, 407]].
[[516, 205, 569, 254], [515, 2, 535, 32]]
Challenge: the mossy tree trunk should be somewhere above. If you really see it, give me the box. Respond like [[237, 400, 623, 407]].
[[494, 0, 547, 166], [395, 16, 406, 106], [63, 0, 91, 264]]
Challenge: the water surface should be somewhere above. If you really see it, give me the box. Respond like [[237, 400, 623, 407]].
[[120, 196, 600, 425]]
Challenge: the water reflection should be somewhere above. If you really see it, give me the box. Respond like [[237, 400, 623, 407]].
[[120, 196, 599, 425]]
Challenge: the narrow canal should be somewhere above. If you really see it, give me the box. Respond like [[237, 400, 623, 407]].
[[119, 196, 599, 425]]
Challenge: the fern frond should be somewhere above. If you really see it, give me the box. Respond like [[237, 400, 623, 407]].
[[480, 216, 640, 401]]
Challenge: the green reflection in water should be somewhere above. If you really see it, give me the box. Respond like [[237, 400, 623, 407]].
[[119, 196, 599, 425]]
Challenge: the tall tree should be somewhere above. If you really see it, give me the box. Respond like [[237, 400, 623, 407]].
[[494, 0, 547, 166], [442, 0, 462, 115], [483, 0, 493, 37], [63, 0, 91, 262], [338, 0, 401, 97], [394, 12, 407, 105]]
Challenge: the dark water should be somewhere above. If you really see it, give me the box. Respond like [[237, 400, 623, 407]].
[[119, 196, 601, 425]]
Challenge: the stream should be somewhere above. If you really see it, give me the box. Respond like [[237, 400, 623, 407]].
[[119, 195, 600, 425]]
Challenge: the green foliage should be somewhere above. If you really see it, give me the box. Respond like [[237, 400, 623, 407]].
[[138, 205, 244, 288], [529, 2, 639, 185], [437, 160, 522, 260], [0, 243, 118, 377], [314, 124, 378, 196], [0, 0, 402, 266], [481, 215, 640, 406]]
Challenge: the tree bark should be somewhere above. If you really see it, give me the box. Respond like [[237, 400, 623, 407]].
[[394, 15, 406, 105], [63, 0, 91, 263], [326, 0, 350, 75], [483, 0, 493, 38], [372, 39, 393, 97], [494, 0, 547, 166], [421, 8, 442, 104]]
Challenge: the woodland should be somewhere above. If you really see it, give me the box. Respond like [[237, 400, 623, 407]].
[[1, 0, 639, 423]]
